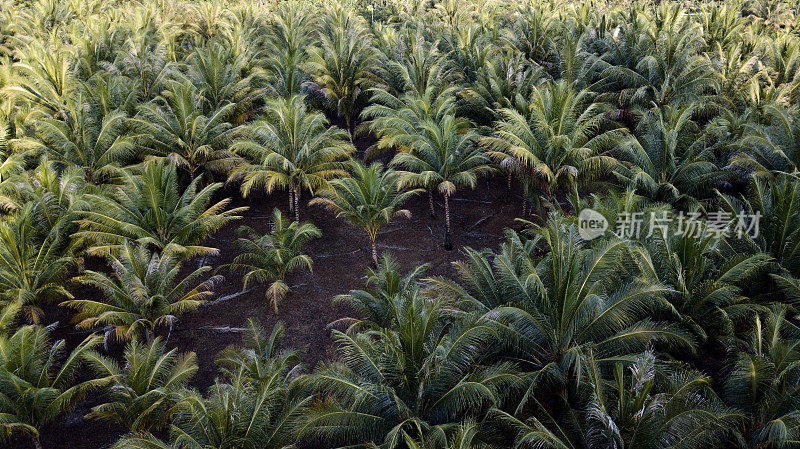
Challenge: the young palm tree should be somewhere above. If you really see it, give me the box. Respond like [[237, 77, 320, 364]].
[[220, 208, 320, 313], [299, 285, 523, 448], [719, 173, 800, 276], [0, 205, 74, 324], [311, 161, 421, 266], [230, 95, 353, 221], [635, 215, 771, 346], [114, 354, 310, 449], [0, 325, 106, 449], [133, 83, 242, 182], [306, 5, 377, 138], [32, 93, 136, 186], [428, 217, 695, 411], [183, 43, 264, 120], [497, 351, 740, 449], [75, 160, 246, 257], [86, 337, 197, 432], [264, 1, 313, 98], [0, 116, 25, 211], [482, 80, 623, 213], [390, 112, 493, 250], [614, 105, 720, 209], [215, 318, 301, 390], [722, 307, 800, 448], [64, 243, 220, 343], [13, 159, 89, 239]]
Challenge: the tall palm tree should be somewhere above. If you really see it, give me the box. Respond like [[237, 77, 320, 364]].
[[311, 161, 421, 266], [64, 242, 220, 343], [230, 95, 353, 221], [86, 337, 197, 432], [0, 325, 106, 449], [220, 208, 320, 313], [482, 80, 622, 213], [390, 111, 493, 250], [75, 160, 246, 257]]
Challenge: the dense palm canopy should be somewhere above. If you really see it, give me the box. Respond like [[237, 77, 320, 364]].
[[75, 160, 246, 257], [0, 325, 106, 449], [1, 1, 800, 449], [64, 243, 219, 343], [230, 94, 353, 221], [86, 337, 197, 432]]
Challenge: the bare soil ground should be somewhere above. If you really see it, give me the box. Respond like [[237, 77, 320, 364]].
[[23, 176, 523, 449]]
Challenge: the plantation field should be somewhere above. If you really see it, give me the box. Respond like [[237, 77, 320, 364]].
[[3, 0, 800, 448]]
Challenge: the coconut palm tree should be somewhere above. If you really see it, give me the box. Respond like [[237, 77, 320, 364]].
[[183, 43, 264, 120], [497, 351, 740, 449], [482, 80, 623, 213], [634, 216, 771, 347], [220, 208, 320, 313], [722, 307, 800, 448], [306, 5, 377, 138], [427, 217, 695, 412], [299, 284, 523, 449], [614, 105, 720, 209], [86, 337, 197, 432], [718, 173, 800, 276], [75, 159, 246, 257], [113, 349, 310, 449], [263, 1, 313, 98], [389, 111, 493, 250], [132, 83, 243, 182], [0, 205, 74, 324], [32, 93, 136, 186], [230, 95, 353, 221], [0, 325, 106, 449], [64, 242, 219, 343], [311, 161, 421, 266], [215, 318, 301, 390], [332, 253, 429, 332]]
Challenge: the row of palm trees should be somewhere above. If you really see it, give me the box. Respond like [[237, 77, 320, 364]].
[[0, 0, 799, 447]]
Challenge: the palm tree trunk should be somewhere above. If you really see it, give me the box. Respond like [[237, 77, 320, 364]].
[[32, 433, 43, 449], [293, 188, 300, 222], [288, 189, 294, 215], [370, 238, 379, 267], [428, 189, 436, 218], [444, 193, 453, 251], [143, 327, 153, 344], [506, 171, 512, 204]]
